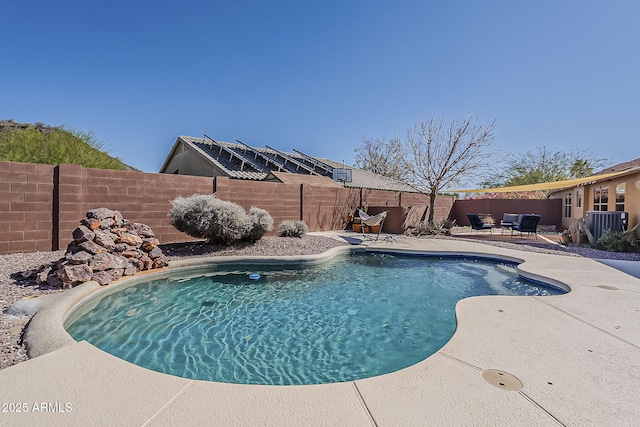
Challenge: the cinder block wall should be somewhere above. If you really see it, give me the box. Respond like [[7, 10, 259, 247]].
[[0, 161, 456, 255], [0, 162, 55, 253], [362, 189, 400, 207], [302, 186, 361, 231], [215, 177, 300, 233], [53, 164, 216, 250], [450, 198, 562, 229]]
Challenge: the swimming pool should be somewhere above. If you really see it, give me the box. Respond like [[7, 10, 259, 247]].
[[66, 251, 565, 385]]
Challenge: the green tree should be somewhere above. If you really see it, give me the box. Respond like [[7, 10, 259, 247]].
[[353, 136, 412, 182], [480, 146, 607, 189]]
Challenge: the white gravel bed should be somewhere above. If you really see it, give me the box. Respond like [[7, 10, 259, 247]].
[[0, 250, 65, 369]]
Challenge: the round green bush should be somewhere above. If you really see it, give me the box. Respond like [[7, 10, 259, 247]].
[[278, 220, 308, 238]]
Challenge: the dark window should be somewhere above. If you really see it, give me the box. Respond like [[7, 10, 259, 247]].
[[593, 186, 609, 211], [564, 193, 572, 218], [615, 184, 625, 211]]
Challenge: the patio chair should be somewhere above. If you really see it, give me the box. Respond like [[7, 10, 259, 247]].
[[467, 214, 492, 234], [511, 214, 541, 239], [358, 209, 388, 241], [500, 213, 519, 234]]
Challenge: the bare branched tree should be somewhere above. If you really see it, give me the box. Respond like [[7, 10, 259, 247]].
[[406, 114, 497, 222], [354, 136, 412, 182]]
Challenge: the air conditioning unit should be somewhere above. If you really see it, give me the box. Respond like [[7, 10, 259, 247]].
[[586, 211, 628, 240]]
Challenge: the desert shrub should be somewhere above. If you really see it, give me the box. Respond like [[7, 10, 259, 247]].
[[244, 206, 274, 241], [409, 221, 430, 236], [441, 219, 457, 230], [593, 228, 638, 253], [559, 229, 572, 246], [168, 194, 256, 244], [278, 220, 308, 238], [410, 219, 456, 236]]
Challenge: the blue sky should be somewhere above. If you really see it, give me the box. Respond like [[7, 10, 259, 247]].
[[2, 1, 639, 180]]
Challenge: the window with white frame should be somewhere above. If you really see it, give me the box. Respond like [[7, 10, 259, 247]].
[[564, 193, 572, 218], [593, 186, 609, 211], [615, 183, 625, 211], [576, 190, 582, 208]]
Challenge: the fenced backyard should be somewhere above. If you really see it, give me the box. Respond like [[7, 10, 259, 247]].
[[0, 161, 452, 254], [0, 161, 563, 255]]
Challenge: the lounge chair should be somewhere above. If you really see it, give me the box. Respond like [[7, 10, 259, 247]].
[[358, 209, 388, 241], [500, 213, 519, 234], [467, 214, 492, 234], [511, 214, 541, 239]]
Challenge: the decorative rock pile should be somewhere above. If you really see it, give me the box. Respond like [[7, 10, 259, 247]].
[[36, 208, 168, 288]]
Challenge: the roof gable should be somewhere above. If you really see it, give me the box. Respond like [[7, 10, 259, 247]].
[[160, 135, 421, 193], [594, 157, 640, 175]]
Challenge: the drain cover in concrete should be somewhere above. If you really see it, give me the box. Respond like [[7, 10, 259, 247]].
[[481, 369, 523, 391]]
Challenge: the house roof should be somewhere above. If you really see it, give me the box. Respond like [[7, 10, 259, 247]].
[[454, 169, 635, 193], [264, 171, 343, 187], [160, 135, 421, 193], [594, 157, 640, 174], [452, 158, 640, 194], [318, 158, 420, 192]]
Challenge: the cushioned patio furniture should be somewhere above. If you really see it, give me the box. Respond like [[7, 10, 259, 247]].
[[500, 213, 519, 234], [467, 214, 492, 234], [511, 214, 541, 239]]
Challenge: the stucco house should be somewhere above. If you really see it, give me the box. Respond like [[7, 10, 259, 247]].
[[451, 157, 639, 237], [159, 135, 420, 193], [549, 157, 640, 233]]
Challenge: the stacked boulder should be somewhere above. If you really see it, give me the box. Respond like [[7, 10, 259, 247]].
[[37, 208, 168, 288]]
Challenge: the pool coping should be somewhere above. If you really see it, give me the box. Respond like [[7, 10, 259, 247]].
[[2, 234, 640, 426]]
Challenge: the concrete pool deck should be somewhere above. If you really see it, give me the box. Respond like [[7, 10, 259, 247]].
[[1, 234, 639, 426]]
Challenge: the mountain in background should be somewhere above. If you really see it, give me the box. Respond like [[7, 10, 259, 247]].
[[0, 119, 139, 171]]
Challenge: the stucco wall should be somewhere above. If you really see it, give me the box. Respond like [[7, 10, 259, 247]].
[[553, 172, 640, 231]]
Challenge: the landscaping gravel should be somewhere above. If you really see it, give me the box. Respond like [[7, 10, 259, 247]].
[[446, 236, 640, 261], [1, 234, 637, 371]]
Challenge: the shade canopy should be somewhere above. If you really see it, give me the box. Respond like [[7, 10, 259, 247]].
[[450, 169, 634, 193]]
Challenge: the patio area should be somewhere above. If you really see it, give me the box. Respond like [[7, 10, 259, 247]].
[[0, 234, 638, 426], [451, 226, 563, 243]]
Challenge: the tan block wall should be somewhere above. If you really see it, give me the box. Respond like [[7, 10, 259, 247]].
[[450, 198, 562, 229], [215, 177, 301, 234], [302, 186, 361, 231], [0, 161, 457, 254], [0, 162, 55, 253]]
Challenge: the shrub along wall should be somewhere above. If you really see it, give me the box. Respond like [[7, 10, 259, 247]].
[[0, 161, 454, 255], [215, 177, 301, 229]]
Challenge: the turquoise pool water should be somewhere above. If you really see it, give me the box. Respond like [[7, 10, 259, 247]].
[[66, 252, 564, 385]]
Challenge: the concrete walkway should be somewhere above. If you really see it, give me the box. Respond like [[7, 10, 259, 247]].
[[1, 235, 639, 426], [595, 258, 640, 279]]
